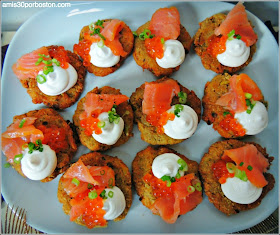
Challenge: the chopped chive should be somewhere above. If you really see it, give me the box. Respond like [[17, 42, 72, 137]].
[[87, 183, 93, 189], [97, 121, 105, 128], [246, 99, 251, 107], [114, 117, 120, 124], [132, 31, 138, 37], [88, 190, 98, 199], [108, 178, 114, 188], [36, 74, 47, 84], [246, 109, 252, 114], [22, 143, 28, 150], [235, 34, 241, 40], [38, 54, 49, 58], [99, 189, 107, 199], [175, 172, 181, 179], [4, 162, 11, 168], [187, 185, 195, 193], [36, 139, 42, 145], [89, 22, 95, 31], [35, 57, 44, 65], [42, 60, 52, 65], [226, 162, 236, 173], [97, 38, 105, 48], [194, 182, 202, 192], [174, 104, 183, 117], [52, 58, 61, 66], [108, 191, 114, 198], [161, 175, 171, 182], [14, 154, 23, 164], [166, 180, 172, 187], [247, 165, 253, 171], [95, 19, 104, 28], [223, 111, 230, 116], [100, 170, 105, 175], [161, 38, 165, 44], [227, 29, 235, 40], [239, 162, 244, 166], [245, 93, 252, 99], [171, 177, 176, 182], [19, 119, 26, 128], [71, 178, 80, 186]]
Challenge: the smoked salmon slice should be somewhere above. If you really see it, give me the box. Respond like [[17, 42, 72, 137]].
[[216, 74, 263, 113], [222, 144, 269, 188], [149, 7, 181, 40], [142, 79, 180, 116], [12, 47, 51, 80], [2, 117, 44, 162], [214, 2, 258, 46], [80, 93, 129, 119], [88, 166, 115, 188]]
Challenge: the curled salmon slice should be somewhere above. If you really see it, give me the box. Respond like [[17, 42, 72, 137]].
[[80, 93, 129, 119], [12, 47, 51, 80], [149, 7, 181, 40], [88, 166, 115, 188], [216, 74, 263, 113], [214, 2, 258, 46], [142, 79, 180, 116], [222, 144, 269, 188]]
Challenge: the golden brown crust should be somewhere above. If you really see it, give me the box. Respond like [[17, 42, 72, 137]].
[[202, 73, 266, 138], [132, 146, 199, 212], [193, 13, 257, 74], [73, 86, 134, 151], [78, 19, 134, 77], [199, 139, 275, 216], [129, 77, 201, 145], [9, 108, 77, 182], [19, 45, 86, 110], [57, 152, 132, 227], [133, 21, 193, 77]]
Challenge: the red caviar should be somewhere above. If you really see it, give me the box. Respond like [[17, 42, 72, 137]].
[[80, 113, 102, 136], [212, 160, 235, 184], [36, 125, 68, 153], [219, 113, 246, 137], [207, 35, 227, 57], [73, 33, 93, 67], [145, 36, 164, 59], [146, 112, 175, 134], [48, 46, 70, 69]]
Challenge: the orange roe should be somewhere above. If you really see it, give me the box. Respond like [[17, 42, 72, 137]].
[[80, 111, 102, 136], [145, 36, 164, 59], [212, 160, 235, 184], [73, 33, 93, 67], [36, 125, 68, 153], [219, 113, 246, 137], [207, 35, 227, 57], [48, 46, 70, 69], [146, 112, 175, 134]]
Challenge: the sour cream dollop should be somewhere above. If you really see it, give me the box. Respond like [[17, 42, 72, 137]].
[[235, 101, 268, 135], [37, 63, 78, 96], [92, 112, 124, 145], [152, 153, 184, 179], [21, 144, 57, 180], [217, 38, 250, 67], [90, 43, 120, 67], [163, 105, 198, 139], [102, 186, 126, 220], [221, 177, 262, 204], [156, 39, 185, 68]]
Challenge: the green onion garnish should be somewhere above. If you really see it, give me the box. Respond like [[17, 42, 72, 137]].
[[19, 119, 26, 128], [14, 154, 23, 164], [22, 143, 28, 150], [91, 27, 106, 40], [239, 162, 244, 167], [247, 165, 253, 171], [174, 104, 184, 117], [178, 91, 187, 104], [223, 111, 231, 116], [88, 190, 98, 199], [28, 142, 35, 154], [161, 38, 165, 44], [171, 177, 176, 183], [97, 38, 105, 48], [108, 178, 114, 188], [245, 93, 252, 99], [166, 180, 172, 187], [100, 170, 105, 175], [108, 105, 120, 124], [132, 31, 138, 37], [177, 158, 188, 171], [42, 60, 52, 65], [4, 162, 11, 168], [38, 54, 49, 58], [235, 168, 248, 182], [72, 178, 80, 186], [194, 182, 202, 192], [161, 175, 171, 182], [108, 191, 114, 198], [175, 172, 181, 179], [227, 29, 235, 40], [99, 189, 107, 199], [36, 74, 47, 84], [226, 162, 236, 174], [95, 19, 104, 28], [139, 29, 154, 40], [97, 121, 105, 128], [35, 57, 44, 66], [52, 58, 61, 66], [87, 183, 93, 189], [114, 117, 120, 124], [187, 185, 195, 193], [235, 34, 241, 40]]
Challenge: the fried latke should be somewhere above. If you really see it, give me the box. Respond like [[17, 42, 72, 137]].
[[199, 139, 275, 216]]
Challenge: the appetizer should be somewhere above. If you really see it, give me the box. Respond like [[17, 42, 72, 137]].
[[199, 139, 275, 215], [73, 19, 134, 77], [73, 86, 133, 151], [57, 152, 132, 228], [1, 108, 77, 182], [132, 146, 202, 224], [130, 77, 201, 145], [133, 7, 192, 77], [12, 45, 86, 109], [202, 73, 268, 138], [193, 2, 257, 74]]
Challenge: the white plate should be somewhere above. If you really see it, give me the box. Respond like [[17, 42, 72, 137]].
[[1, 1, 278, 233]]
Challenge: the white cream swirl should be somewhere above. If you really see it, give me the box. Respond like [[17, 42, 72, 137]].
[[102, 186, 126, 220], [163, 105, 198, 139], [21, 145, 57, 180], [89, 43, 120, 67], [92, 112, 124, 145], [221, 177, 262, 204], [235, 101, 268, 135], [217, 38, 250, 67], [152, 153, 184, 179], [37, 63, 78, 96], [156, 39, 185, 68]]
